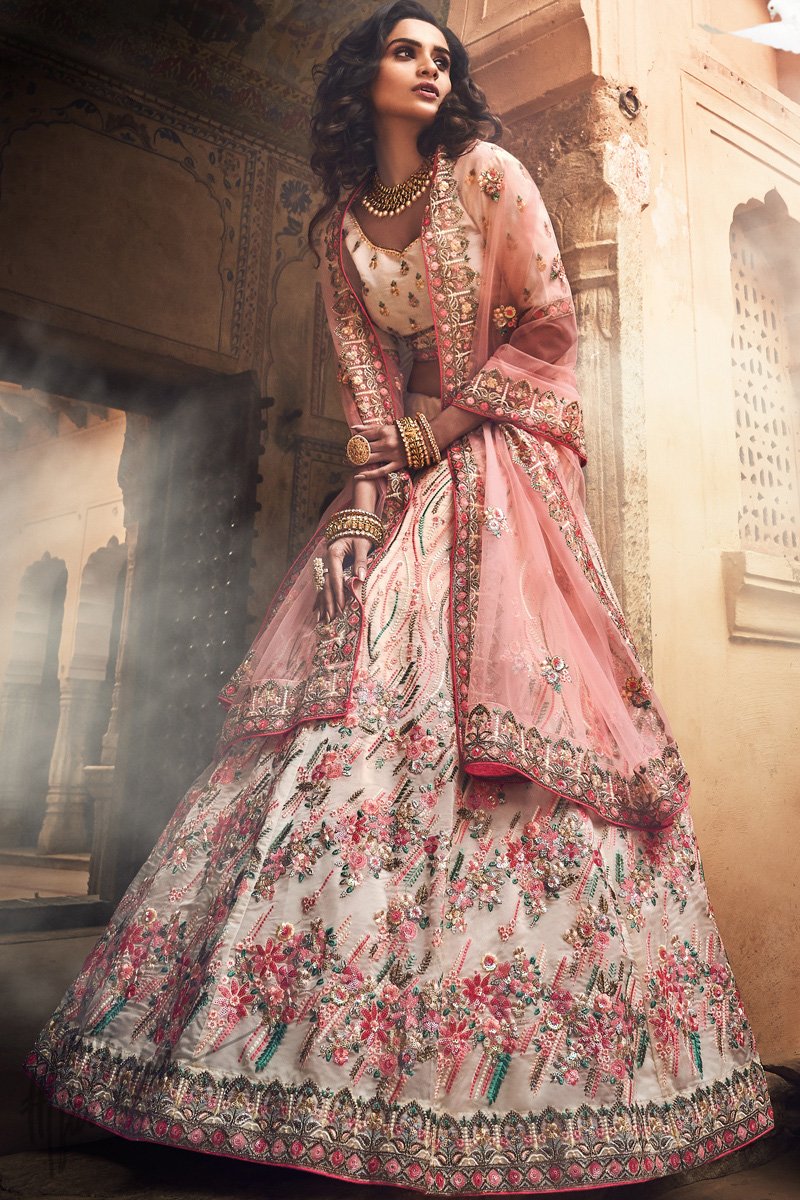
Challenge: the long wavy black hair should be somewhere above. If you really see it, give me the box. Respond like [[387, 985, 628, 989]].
[[308, 0, 501, 255]]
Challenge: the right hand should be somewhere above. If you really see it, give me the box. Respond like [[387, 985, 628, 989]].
[[314, 534, 373, 623]]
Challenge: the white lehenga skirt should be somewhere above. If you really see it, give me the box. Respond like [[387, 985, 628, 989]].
[[25, 459, 773, 1194]]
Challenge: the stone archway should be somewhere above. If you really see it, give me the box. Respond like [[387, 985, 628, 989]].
[[0, 553, 67, 846]]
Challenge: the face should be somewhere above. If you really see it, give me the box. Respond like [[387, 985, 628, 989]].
[[370, 18, 453, 125]]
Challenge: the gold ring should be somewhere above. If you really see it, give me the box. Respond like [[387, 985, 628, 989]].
[[345, 434, 371, 466], [312, 557, 328, 591]]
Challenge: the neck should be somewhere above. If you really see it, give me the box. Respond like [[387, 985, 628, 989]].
[[372, 118, 426, 184]]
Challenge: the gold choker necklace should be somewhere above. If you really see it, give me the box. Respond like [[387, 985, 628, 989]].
[[361, 159, 433, 218]]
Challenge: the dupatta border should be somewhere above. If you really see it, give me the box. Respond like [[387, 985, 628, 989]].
[[422, 151, 479, 404], [449, 431, 688, 832], [502, 426, 636, 652]]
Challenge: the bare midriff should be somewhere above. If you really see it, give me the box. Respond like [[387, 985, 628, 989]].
[[408, 358, 441, 397]]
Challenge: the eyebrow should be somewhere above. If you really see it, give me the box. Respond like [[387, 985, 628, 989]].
[[386, 37, 451, 57]]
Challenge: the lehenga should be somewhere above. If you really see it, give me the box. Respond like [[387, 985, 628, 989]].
[[25, 142, 774, 1195]]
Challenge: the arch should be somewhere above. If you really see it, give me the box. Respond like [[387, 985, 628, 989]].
[[4, 552, 67, 686], [71, 537, 128, 681]]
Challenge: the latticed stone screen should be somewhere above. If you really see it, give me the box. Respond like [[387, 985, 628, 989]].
[[730, 217, 799, 555]]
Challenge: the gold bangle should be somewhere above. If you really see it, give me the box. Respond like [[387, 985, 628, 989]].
[[396, 416, 429, 470], [415, 412, 441, 464], [325, 508, 385, 547], [395, 416, 415, 468]]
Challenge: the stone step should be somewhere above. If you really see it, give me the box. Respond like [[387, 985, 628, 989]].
[[0, 847, 90, 871]]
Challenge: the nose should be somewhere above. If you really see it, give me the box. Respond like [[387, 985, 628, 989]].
[[418, 54, 439, 77]]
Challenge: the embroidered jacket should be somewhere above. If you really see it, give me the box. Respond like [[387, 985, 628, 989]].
[[217, 142, 689, 831]]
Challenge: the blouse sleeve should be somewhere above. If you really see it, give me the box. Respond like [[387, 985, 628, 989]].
[[448, 145, 586, 464], [313, 206, 404, 432]]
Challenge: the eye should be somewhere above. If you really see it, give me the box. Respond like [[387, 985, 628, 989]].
[[394, 45, 414, 58], [435, 55, 450, 70]]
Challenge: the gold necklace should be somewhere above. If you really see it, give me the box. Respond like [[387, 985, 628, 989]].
[[361, 158, 433, 218]]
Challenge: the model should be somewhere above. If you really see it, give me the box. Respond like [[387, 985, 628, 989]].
[[25, 2, 774, 1193]]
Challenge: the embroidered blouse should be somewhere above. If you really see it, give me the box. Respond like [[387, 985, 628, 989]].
[[342, 207, 483, 372]]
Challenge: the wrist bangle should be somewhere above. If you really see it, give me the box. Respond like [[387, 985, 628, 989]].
[[415, 412, 441, 465], [325, 508, 386, 547]]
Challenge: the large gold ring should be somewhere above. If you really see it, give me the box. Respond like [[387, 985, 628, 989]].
[[312, 557, 328, 592], [345, 434, 371, 466]]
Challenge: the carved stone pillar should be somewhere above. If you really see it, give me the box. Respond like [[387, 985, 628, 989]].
[[86, 528, 138, 895], [37, 677, 100, 853], [0, 681, 47, 845]]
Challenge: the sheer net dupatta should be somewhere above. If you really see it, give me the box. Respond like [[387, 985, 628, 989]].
[[216, 200, 410, 751], [441, 145, 689, 830]]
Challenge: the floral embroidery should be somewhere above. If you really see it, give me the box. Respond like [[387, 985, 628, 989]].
[[493, 304, 518, 331], [623, 675, 652, 708], [536, 252, 547, 272], [478, 165, 504, 200], [541, 655, 572, 692], [481, 506, 509, 537], [26, 467, 771, 1189], [550, 252, 568, 287], [516, 193, 527, 211]]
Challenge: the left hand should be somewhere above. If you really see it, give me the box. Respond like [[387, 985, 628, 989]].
[[350, 422, 406, 480]]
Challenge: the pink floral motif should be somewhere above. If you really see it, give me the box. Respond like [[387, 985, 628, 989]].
[[623, 675, 652, 708], [481, 506, 510, 537], [541, 655, 572, 693], [478, 165, 504, 200]]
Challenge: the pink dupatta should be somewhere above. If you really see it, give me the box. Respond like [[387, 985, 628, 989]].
[[217, 142, 689, 831]]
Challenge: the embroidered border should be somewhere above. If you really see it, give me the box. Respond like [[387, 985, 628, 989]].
[[423, 152, 480, 403], [462, 704, 689, 830], [447, 436, 484, 739], [502, 425, 635, 653], [25, 1035, 774, 1196], [455, 366, 587, 463]]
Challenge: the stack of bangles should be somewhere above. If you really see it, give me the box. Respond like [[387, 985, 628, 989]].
[[344, 413, 441, 473], [324, 507, 386, 549], [396, 413, 441, 469]]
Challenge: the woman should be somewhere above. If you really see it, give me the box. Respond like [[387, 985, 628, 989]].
[[25, 2, 774, 1193]]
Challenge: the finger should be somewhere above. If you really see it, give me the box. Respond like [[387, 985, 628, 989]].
[[352, 536, 370, 583], [322, 569, 335, 623], [329, 550, 346, 614], [351, 424, 380, 442], [354, 461, 405, 480]]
